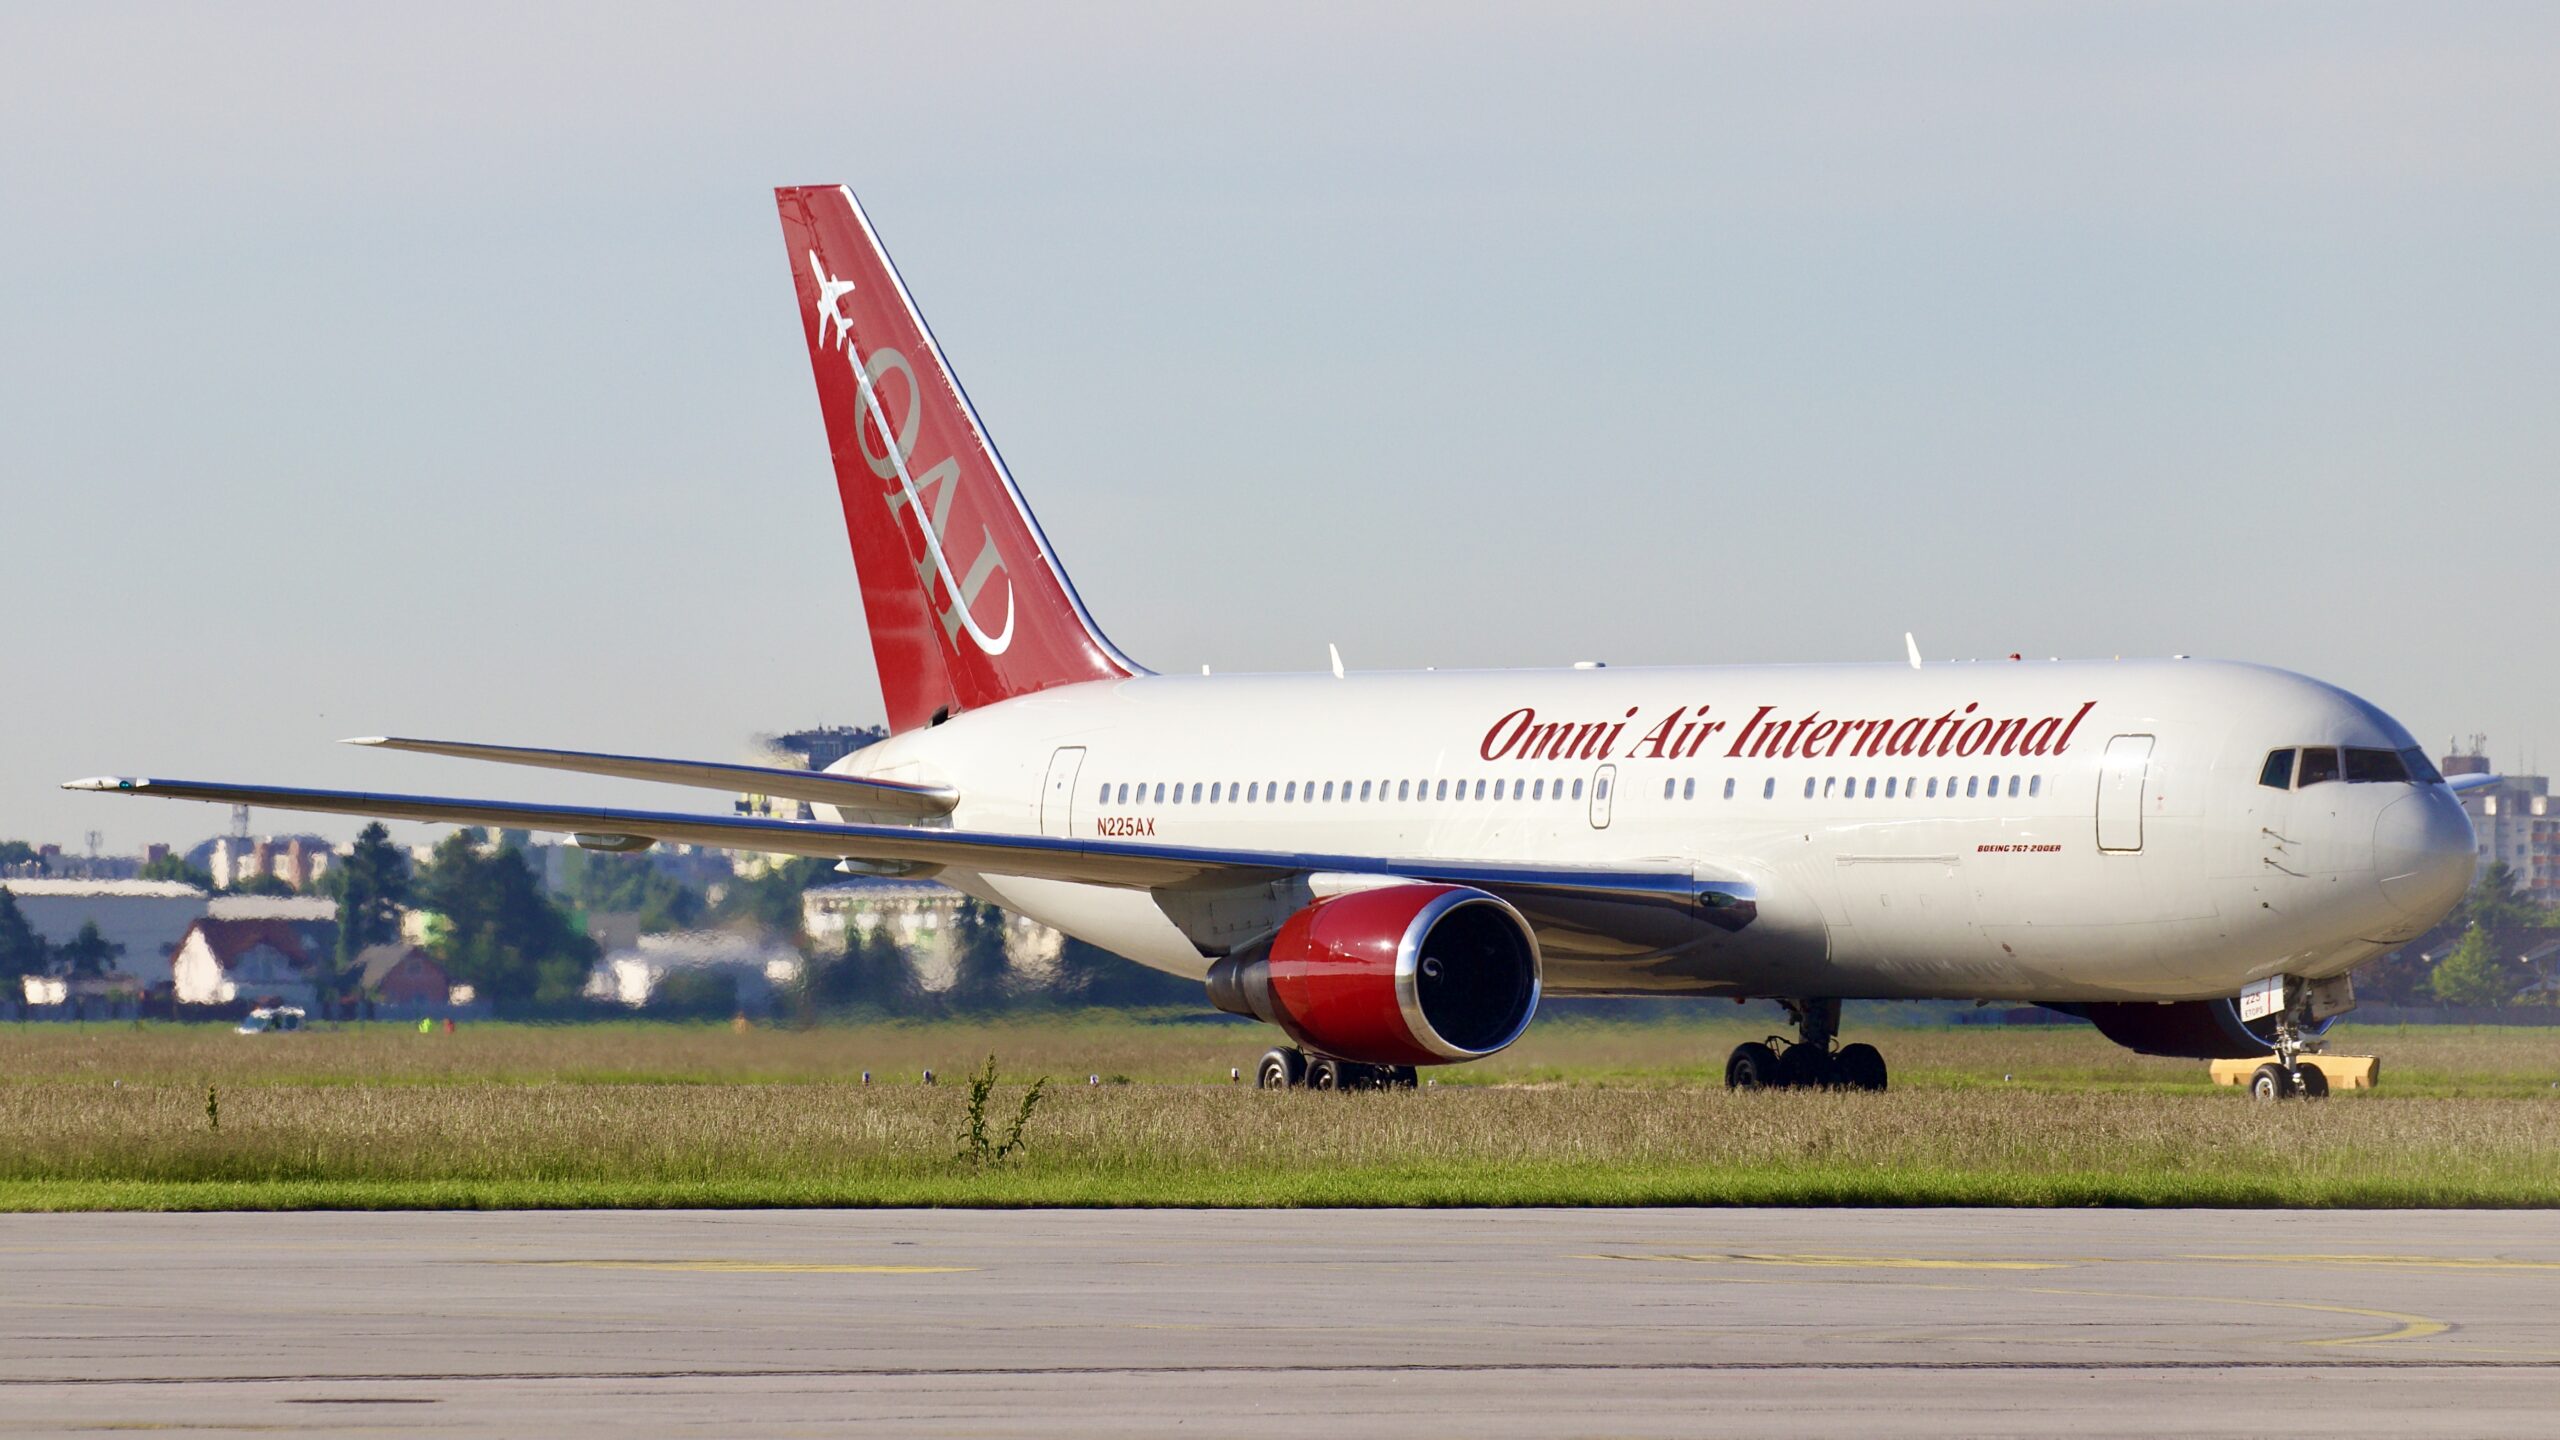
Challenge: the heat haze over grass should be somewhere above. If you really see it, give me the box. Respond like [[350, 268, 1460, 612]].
[[1, 1019, 2554, 1210]]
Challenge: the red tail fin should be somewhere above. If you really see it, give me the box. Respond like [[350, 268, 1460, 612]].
[[777, 186, 1139, 733]]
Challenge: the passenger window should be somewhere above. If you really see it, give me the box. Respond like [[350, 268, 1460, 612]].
[[1398, 780, 1411, 801], [2259, 749, 2295, 789], [1864, 778, 1876, 799], [1573, 779, 1586, 800], [1685, 778, 1698, 800], [1246, 782, 1258, 802], [1884, 777, 1897, 798], [2345, 748, 2410, 784], [1434, 780, 1447, 801], [1193, 783, 1204, 804], [1285, 782, 1297, 802], [2007, 776, 2020, 798], [1965, 776, 1978, 798], [1530, 779, 1543, 800], [1153, 783, 1166, 803], [1475, 779, 1487, 800], [1171, 785, 1183, 806], [1098, 783, 1110, 804], [1663, 778, 1675, 800], [1209, 783, 1221, 803], [2029, 775, 2041, 798], [1803, 777, 1816, 798], [1722, 778, 1735, 800], [1761, 778, 1773, 799], [2297, 747, 2343, 787], [1359, 781, 1372, 802], [1823, 777, 1837, 798]]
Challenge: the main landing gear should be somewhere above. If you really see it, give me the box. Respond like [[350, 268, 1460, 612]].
[[1724, 999, 1889, 1093], [1255, 1047, 1419, 1091]]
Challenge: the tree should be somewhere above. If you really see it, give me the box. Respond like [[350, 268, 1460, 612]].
[[332, 823, 411, 970], [0, 887, 47, 990], [943, 900, 1015, 1012], [414, 833, 598, 1007], [1047, 936, 1204, 1008], [138, 853, 214, 888], [2429, 928, 2517, 1009], [558, 849, 704, 934], [712, 857, 834, 936], [0, 841, 45, 873], [2463, 862, 2551, 937], [805, 919, 921, 1015], [224, 873, 297, 898], [52, 920, 123, 981]]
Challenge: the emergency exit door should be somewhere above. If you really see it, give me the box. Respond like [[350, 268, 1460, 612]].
[[2096, 734, 2153, 852], [1040, 747, 1086, 839]]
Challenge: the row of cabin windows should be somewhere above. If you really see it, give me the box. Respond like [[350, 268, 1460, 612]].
[[1100, 771, 2046, 809], [1661, 774, 2045, 801], [1103, 776, 1593, 807], [2258, 746, 2442, 791]]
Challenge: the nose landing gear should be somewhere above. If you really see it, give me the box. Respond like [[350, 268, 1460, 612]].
[[2247, 981, 2334, 1102], [1724, 1000, 1889, 1092], [1254, 1046, 1419, 1091]]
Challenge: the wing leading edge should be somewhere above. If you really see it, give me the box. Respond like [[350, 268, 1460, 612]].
[[345, 736, 957, 818], [60, 775, 1735, 926]]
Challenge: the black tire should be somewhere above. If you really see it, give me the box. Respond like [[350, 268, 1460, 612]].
[[1775, 1042, 1830, 1090], [1726, 1041, 1780, 1090], [1256, 1048, 1306, 1090], [2291, 1063, 2330, 1100], [1383, 1066, 1420, 1090], [1307, 1058, 1345, 1091], [1834, 1042, 1889, 1093], [2249, 1062, 2291, 1101]]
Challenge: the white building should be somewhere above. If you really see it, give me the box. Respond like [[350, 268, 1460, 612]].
[[585, 931, 805, 1013], [1, 879, 211, 989], [800, 880, 1063, 986], [2443, 749, 2558, 903]]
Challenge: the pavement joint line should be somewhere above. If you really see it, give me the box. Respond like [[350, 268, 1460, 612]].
[[481, 1260, 975, 1274], [7, 1359, 2558, 1389]]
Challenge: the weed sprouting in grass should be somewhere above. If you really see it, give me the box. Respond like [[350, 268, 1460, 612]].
[[204, 1084, 217, 1133], [955, 1055, 1047, 1167]]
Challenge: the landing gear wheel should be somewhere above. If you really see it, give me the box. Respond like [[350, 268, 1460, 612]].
[[1725, 1041, 1781, 1090], [1382, 1066, 1420, 1090], [1256, 1047, 1306, 1090], [1775, 1042, 1831, 1090], [2290, 1063, 2330, 1100], [1833, 1042, 1889, 1093], [1307, 1058, 1346, 1091], [2248, 1062, 2293, 1102]]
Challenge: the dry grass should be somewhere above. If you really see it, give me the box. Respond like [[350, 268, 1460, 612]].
[[1, 1018, 2555, 1209]]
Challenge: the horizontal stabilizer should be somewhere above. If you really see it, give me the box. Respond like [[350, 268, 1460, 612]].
[[2445, 772, 2501, 794], [345, 736, 955, 818]]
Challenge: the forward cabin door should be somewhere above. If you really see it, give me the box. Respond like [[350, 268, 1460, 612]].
[[1589, 764, 1616, 829], [2096, 734, 2154, 852], [1039, 747, 1086, 839]]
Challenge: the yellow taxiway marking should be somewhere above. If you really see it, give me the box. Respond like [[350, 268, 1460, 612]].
[[1578, 1257, 2450, 1347], [496, 1260, 974, 1274], [1574, 1252, 2067, 1271], [2194, 1253, 2560, 1273]]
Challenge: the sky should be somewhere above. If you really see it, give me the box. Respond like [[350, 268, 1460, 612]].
[[4, 1, 2556, 853]]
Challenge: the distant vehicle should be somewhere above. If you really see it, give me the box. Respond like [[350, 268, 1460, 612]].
[[71, 186, 2480, 1097], [235, 1006, 306, 1035]]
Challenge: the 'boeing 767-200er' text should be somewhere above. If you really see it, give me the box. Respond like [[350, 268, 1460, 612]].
[[71, 185, 2482, 1095]]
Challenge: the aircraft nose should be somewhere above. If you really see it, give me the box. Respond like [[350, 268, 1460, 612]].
[[2374, 789, 2475, 923]]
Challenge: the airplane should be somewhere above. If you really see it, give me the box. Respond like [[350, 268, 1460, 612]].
[[68, 184, 2482, 1099]]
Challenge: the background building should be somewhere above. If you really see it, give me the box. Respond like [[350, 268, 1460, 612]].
[[2443, 742, 2559, 901]]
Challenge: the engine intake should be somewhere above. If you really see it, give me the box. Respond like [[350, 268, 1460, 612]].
[[1205, 884, 1542, 1066]]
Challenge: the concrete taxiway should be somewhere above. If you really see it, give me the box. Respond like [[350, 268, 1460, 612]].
[[5, 1208, 2558, 1437]]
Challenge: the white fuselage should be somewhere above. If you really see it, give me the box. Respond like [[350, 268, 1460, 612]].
[[823, 657, 2474, 1005]]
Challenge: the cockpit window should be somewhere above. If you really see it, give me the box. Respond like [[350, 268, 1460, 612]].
[[2400, 747, 2444, 785], [2259, 749, 2295, 789], [2295, 747, 2343, 787], [2344, 748, 2410, 784]]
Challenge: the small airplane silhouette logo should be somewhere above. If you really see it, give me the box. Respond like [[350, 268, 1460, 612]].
[[810, 252, 857, 350]]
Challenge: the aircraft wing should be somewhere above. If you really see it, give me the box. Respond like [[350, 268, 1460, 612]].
[[344, 736, 957, 818], [60, 776, 1732, 925]]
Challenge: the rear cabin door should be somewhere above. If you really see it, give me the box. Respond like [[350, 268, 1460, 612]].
[[1589, 764, 1616, 829], [2095, 734, 2154, 852], [1039, 747, 1086, 839]]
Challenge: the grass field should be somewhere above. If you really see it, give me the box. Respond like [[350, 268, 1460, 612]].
[[2, 1016, 2555, 1210]]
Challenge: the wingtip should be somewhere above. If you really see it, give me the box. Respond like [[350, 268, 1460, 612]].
[[63, 776, 139, 792], [342, 736, 391, 747]]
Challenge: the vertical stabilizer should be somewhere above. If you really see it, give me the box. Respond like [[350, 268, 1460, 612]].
[[777, 186, 1140, 732]]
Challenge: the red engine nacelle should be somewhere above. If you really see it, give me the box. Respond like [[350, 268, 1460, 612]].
[[1203, 884, 1543, 1067]]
